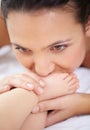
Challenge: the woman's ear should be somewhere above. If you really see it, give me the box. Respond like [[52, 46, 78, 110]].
[[85, 17, 90, 37]]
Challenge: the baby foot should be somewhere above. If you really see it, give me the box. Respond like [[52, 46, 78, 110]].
[[40, 73, 79, 101], [59, 73, 79, 94]]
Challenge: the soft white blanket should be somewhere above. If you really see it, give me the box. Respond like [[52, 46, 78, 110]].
[[0, 45, 25, 78], [0, 46, 90, 130]]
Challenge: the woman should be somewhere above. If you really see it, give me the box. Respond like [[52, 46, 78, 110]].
[[0, 0, 90, 129]]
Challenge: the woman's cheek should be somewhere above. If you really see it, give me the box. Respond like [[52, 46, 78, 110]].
[[13, 51, 30, 68]]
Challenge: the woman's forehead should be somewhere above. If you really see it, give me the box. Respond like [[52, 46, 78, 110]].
[[7, 9, 78, 30], [7, 9, 84, 49]]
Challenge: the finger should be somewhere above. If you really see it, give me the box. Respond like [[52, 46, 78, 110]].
[[46, 110, 70, 127], [0, 77, 12, 93], [70, 73, 79, 81], [16, 74, 45, 94], [23, 74, 46, 94], [9, 76, 44, 95], [32, 98, 62, 113], [64, 75, 73, 83], [59, 73, 69, 79], [0, 73, 45, 95], [69, 82, 79, 92], [70, 73, 77, 77], [0, 85, 10, 94], [25, 71, 45, 87], [68, 78, 79, 86], [46, 110, 60, 127]]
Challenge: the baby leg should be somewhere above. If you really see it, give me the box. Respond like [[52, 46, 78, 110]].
[[21, 112, 47, 130], [0, 88, 38, 130]]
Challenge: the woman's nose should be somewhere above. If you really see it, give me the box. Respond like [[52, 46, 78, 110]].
[[34, 60, 55, 76]]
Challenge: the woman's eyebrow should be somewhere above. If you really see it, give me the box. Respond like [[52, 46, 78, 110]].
[[47, 39, 72, 48], [11, 42, 29, 50]]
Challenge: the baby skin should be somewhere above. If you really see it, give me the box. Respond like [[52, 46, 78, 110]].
[[0, 72, 79, 130], [21, 73, 79, 130]]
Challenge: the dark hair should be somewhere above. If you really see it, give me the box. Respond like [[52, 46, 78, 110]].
[[1, 0, 90, 24]]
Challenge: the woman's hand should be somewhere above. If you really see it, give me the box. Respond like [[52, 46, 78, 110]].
[[0, 71, 45, 95], [34, 93, 89, 127]]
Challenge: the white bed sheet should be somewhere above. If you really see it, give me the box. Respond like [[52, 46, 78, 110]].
[[0, 46, 90, 130], [0, 45, 25, 78]]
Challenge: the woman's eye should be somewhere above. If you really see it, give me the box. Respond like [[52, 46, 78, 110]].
[[15, 46, 29, 53], [50, 45, 67, 52]]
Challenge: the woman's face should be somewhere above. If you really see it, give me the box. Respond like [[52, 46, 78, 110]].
[[7, 9, 86, 76]]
